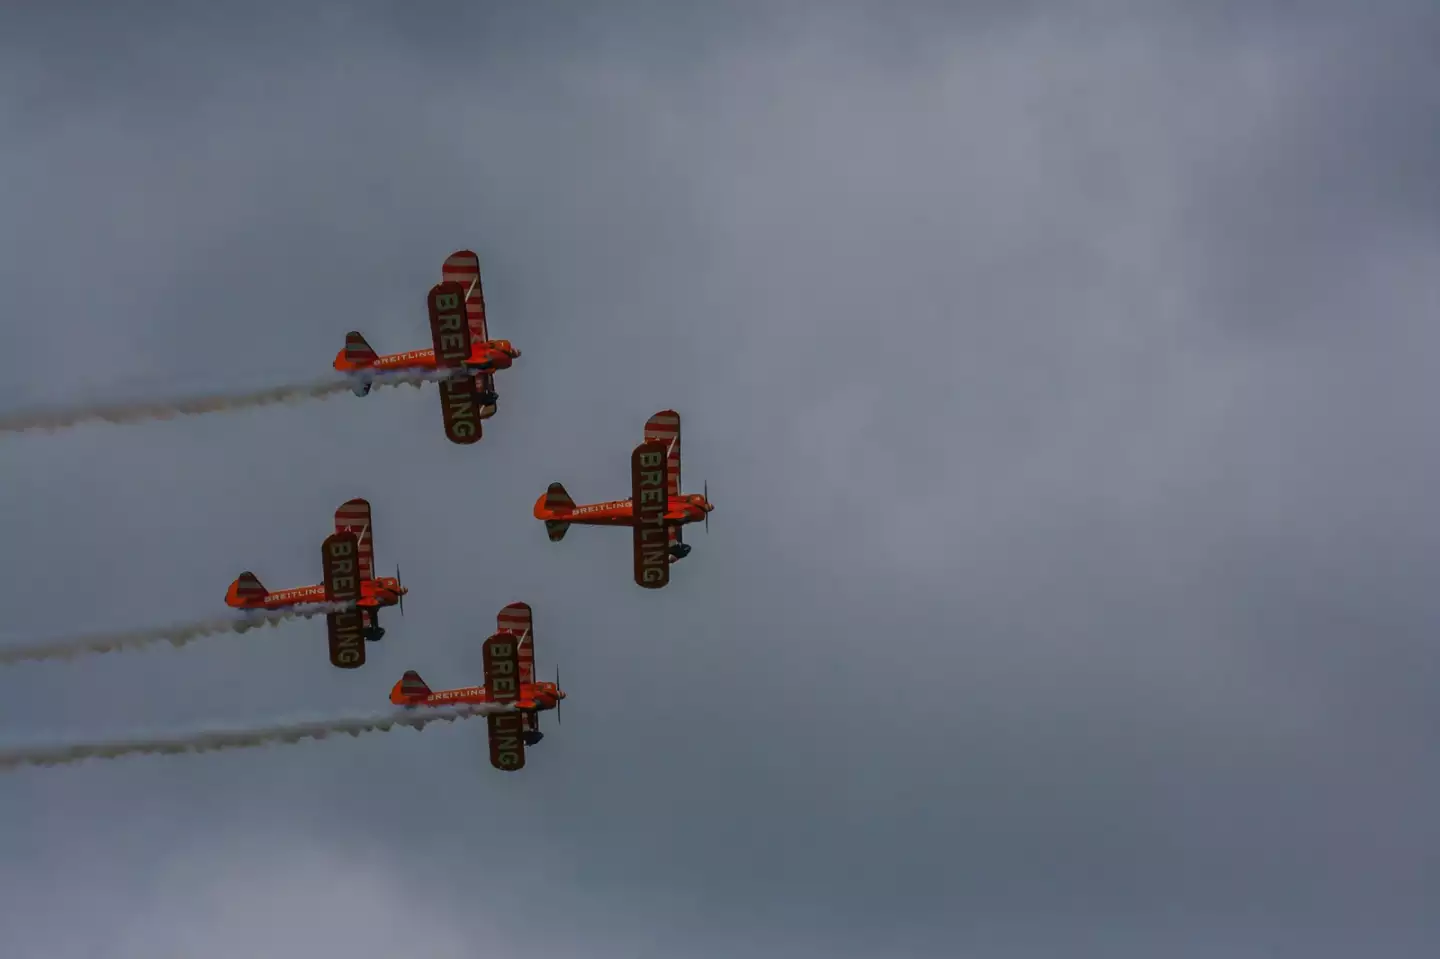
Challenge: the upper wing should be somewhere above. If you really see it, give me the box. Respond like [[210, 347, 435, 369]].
[[334, 498, 374, 581], [482, 631, 525, 771], [631, 442, 670, 589], [442, 251, 498, 420], [426, 281, 482, 445], [441, 250, 488, 343], [644, 410, 681, 498], [497, 602, 535, 684], [321, 532, 365, 669]]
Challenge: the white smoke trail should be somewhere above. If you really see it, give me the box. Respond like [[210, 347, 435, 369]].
[[0, 603, 354, 665], [0, 368, 465, 435], [0, 704, 514, 771]]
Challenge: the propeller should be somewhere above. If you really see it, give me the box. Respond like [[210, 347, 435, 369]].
[[554, 664, 562, 726], [704, 480, 710, 533], [395, 563, 405, 616]]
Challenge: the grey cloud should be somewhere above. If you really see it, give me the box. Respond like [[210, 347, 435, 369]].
[[2, 2, 1438, 957]]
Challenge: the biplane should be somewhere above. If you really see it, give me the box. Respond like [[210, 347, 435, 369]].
[[224, 498, 406, 669], [532, 409, 714, 589], [388, 602, 564, 771], [332, 250, 521, 445]]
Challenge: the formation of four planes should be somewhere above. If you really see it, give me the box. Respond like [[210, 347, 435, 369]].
[[186, 249, 711, 772]]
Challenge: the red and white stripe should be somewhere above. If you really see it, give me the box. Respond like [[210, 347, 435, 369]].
[[644, 410, 681, 497], [441, 250, 488, 343], [497, 602, 534, 684], [334, 498, 375, 581]]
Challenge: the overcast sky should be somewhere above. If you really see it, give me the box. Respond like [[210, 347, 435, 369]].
[[2, 2, 1438, 957]]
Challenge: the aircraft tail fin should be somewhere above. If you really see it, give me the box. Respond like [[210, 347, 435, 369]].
[[335, 331, 380, 371], [390, 670, 432, 705], [543, 483, 575, 514], [541, 483, 574, 542], [225, 571, 268, 607]]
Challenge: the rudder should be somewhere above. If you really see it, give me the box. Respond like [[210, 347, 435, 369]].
[[390, 670, 431, 704], [226, 571, 268, 607], [543, 482, 575, 513], [336, 332, 380, 396], [542, 483, 574, 542], [344, 332, 378, 367]]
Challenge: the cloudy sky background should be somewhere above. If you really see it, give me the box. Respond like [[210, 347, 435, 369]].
[[2, 1, 1438, 956]]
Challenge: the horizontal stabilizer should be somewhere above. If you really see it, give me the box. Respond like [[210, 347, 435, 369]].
[[545, 520, 570, 542]]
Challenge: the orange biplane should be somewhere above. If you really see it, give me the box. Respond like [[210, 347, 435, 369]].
[[333, 250, 520, 445], [388, 602, 564, 771], [225, 498, 407, 669], [533, 409, 714, 589]]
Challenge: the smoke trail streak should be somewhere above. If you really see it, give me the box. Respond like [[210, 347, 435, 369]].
[[0, 603, 354, 665], [0, 368, 465, 435], [0, 704, 512, 770]]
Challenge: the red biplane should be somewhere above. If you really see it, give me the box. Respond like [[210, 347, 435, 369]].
[[224, 498, 406, 669], [533, 409, 714, 589], [332, 250, 520, 445], [388, 602, 564, 771]]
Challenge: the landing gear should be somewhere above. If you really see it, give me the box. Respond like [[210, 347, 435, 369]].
[[477, 390, 498, 407], [362, 610, 385, 642], [669, 542, 692, 561]]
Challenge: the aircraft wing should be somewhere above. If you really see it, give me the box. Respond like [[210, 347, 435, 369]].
[[496, 602, 541, 743], [321, 532, 365, 669], [442, 250, 489, 343], [334, 498, 374, 582], [631, 442, 670, 589], [644, 410, 681, 498], [497, 602, 535, 684], [482, 631, 525, 771], [426, 280, 482, 445], [442, 250, 497, 420], [644, 411, 685, 566]]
